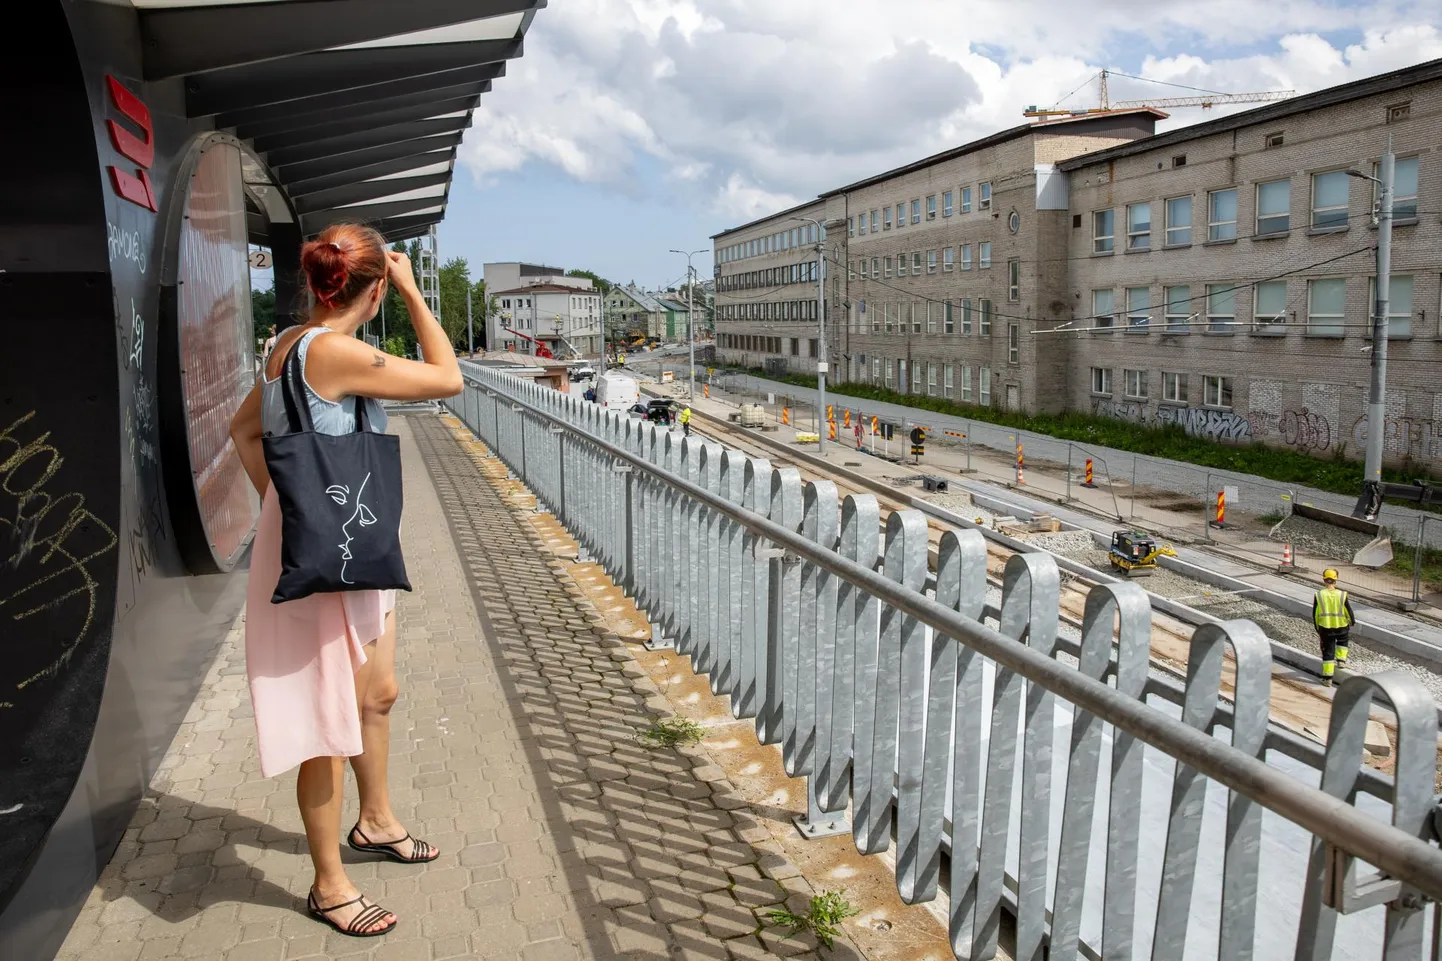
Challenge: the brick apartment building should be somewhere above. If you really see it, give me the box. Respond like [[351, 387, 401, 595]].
[[713, 58, 1442, 469]]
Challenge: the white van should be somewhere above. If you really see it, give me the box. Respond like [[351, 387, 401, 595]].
[[593, 371, 639, 414]]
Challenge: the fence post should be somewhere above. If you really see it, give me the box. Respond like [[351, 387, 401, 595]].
[[1129, 456, 1138, 519], [1204, 472, 1212, 540], [1065, 444, 1073, 503], [1412, 514, 1425, 606]]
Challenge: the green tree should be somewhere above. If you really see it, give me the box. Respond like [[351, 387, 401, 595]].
[[565, 268, 614, 296], [251, 287, 276, 342], [437, 256, 473, 348], [377, 240, 418, 353]]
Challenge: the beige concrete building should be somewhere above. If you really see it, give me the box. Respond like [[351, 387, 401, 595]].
[[1061, 59, 1442, 469], [713, 57, 1442, 468]]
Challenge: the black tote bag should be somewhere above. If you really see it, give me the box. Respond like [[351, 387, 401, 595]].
[[262, 337, 411, 603]]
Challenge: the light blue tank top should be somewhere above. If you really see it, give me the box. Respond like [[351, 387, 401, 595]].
[[261, 327, 388, 437]]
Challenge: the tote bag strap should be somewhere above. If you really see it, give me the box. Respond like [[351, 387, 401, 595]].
[[280, 332, 317, 434]]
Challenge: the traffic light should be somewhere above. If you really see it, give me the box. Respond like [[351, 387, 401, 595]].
[[910, 426, 926, 458]]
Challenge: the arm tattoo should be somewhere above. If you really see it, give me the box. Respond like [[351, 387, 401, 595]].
[[371, 353, 387, 368]]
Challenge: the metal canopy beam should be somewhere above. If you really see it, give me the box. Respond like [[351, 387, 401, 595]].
[[250, 96, 479, 153], [302, 196, 448, 235], [217, 67, 498, 130], [273, 134, 463, 186], [233, 82, 488, 140], [264, 116, 470, 169], [293, 172, 454, 216], [141, 0, 543, 80], [375, 214, 446, 242], [284, 148, 457, 199], [185, 38, 522, 117]]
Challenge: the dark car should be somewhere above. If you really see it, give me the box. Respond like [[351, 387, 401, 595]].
[[629, 399, 675, 425]]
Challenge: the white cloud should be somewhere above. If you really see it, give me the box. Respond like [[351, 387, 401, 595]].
[[458, 1, 1442, 222]]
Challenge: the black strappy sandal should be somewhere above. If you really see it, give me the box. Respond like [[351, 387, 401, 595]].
[[348, 824, 439, 864], [307, 890, 397, 938]]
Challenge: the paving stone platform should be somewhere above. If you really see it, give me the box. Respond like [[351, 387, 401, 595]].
[[55, 414, 849, 961]]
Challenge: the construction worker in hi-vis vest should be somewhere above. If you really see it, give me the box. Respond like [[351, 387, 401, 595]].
[[1312, 568, 1355, 686]]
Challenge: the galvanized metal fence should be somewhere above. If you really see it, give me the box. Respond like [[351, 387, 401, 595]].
[[449, 367, 1442, 961]]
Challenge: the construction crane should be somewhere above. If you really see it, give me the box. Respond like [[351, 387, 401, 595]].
[[1024, 69, 1294, 119]]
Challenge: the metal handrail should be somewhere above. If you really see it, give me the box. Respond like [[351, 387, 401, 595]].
[[451, 367, 1441, 959]]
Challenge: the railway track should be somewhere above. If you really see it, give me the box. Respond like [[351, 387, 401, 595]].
[[676, 405, 1415, 776]]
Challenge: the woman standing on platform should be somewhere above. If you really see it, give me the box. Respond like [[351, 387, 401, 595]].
[[228, 223, 462, 938]]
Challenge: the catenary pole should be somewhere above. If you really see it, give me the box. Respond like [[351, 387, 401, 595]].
[[1354, 137, 1394, 517], [792, 217, 828, 454], [466, 285, 474, 356]]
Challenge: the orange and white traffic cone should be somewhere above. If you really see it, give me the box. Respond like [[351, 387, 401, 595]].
[[1279, 543, 1295, 572]]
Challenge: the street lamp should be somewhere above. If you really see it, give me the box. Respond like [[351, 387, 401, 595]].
[[791, 217, 828, 454], [1345, 139, 1395, 517], [669, 248, 708, 400]]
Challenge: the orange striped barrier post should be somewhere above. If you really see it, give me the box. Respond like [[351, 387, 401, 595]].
[[782, 407, 790, 426], [1015, 442, 1025, 485], [871, 416, 879, 434], [944, 430, 966, 440], [843, 409, 851, 428], [828, 419, 837, 441], [703, 384, 710, 399], [1210, 490, 1226, 529], [1082, 458, 1096, 488]]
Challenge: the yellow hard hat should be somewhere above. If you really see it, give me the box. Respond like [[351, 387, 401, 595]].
[[1322, 568, 1339, 581]]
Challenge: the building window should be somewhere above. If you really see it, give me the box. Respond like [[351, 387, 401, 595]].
[[1208, 188, 1238, 241], [1307, 277, 1346, 336], [1206, 283, 1237, 332], [884, 359, 893, 386], [927, 250, 938, 274], [1008, 258, 1020, 301], [913, 302, 923, 334], [884, 304, 894, 333], [870, 209, 880, 233], [979, 299, 992, 335], [1164, 285, 1192, 334], [961, 244, 973, 270], [962, 366, 973, 401], [927, 363, 937, 394], [1093, 288, 1115, 330], [962, 299, 973, 334], [926, 303, 937, 334], [1266, 132, 1285, 148], [944, 300, 955, 334], [926, 195, 937, 220], [872, 357, 882, 381], [1378, 156, 1420, 219], [871, 256, 879, 278], [979, 182, 992, 210], [895, 200, 906, 227], [979, 242, 992, 268], [1203, 375, 1233, 409], [1311, 171, 1350, 229], [1254, 179, 1291, 235], [884, 255, 893, 278], [910, 199, 920, 224], [912, 252, 922, 276], [1253, 280, 1287, 331], [1370, 274, 1414, 338], [1127, 202, 1151, 249], [883, 206, 892, 229], [1126, 286, 1151, 330], [858, 215, 867, 236], [943, 364, 954, 397], [961, 186, 972, 213], [1090, 367, 1113, 395], [943, 191, 954, 217], [1165, 196, 1192, 245], [1387, 102, 1411, 123], [1008, 323, 1020, 363], [1162, 371, 1188, 404], [979, 366, 991, 405], [1124, 368, 1148, 398], [1093, 209, 1115, 252], [943, 247, 955, 272], [855, 259, 864, 279]]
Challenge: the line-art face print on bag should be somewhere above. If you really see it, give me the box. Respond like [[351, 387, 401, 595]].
[[325, 473, 377, 585]]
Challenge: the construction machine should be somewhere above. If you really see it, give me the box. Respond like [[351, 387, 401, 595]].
[[1109, 530, 1177, 577]]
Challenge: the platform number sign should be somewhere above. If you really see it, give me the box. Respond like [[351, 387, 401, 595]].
[[105, 76, 157, 212], [249, 249, 273, 270]]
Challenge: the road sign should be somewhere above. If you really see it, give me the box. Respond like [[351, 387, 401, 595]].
[[248, 248, 272, 269]]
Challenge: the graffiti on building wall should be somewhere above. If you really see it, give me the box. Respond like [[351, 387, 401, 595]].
[[1246, 408, 1334, 454], [1157, 405, 1253, 441], [1351, 415, 1442, 464]]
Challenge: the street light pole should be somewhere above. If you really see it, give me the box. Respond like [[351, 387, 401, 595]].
[[466, 284, 474, 356], [792, 217, 828, 454], [1348, 137, 1395, 518], [670, 248, 708, 400]]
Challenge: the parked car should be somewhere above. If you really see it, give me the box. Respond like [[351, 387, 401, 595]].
[[628, 399, 675, 425]]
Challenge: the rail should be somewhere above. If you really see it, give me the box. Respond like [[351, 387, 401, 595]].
[[449, 367, 1442, 961]]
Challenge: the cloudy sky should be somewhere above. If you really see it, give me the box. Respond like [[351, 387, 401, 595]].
[[436, 0, 1442, 290]]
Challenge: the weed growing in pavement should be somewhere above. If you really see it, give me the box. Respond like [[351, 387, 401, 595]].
[[1257, 509, 1288, 526], [766, 890, 859, 950], [636, 716, 705, 748]]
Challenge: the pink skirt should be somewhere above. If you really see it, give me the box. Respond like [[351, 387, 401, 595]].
[[245, 485, 396, 778]]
